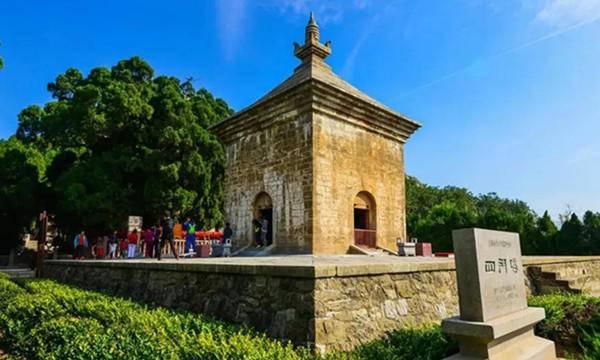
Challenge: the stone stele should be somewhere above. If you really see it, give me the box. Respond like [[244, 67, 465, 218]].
[[442, 228, 557, 360]]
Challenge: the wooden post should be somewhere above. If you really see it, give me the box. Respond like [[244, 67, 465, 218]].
[[35, 211, 48, 278], [8, 248, 15, 266]]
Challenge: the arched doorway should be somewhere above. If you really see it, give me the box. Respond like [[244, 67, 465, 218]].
[[253, 192, 273, 246], [354, 191, 376, 248]]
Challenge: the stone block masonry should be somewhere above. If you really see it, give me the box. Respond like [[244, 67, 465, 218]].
[[43, 256, 600, 352], [211, 14, 420, 255]]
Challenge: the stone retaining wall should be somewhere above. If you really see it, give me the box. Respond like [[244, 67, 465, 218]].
[[314, 270, 458, 351], [42, 257, 600, 352]]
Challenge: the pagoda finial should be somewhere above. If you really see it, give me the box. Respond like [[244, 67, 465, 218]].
[[294, 12, 331, 66], [308, 11, 316, 26], [305, 12, 320, 44]]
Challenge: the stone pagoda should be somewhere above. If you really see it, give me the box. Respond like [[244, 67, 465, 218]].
[[211, 13, 420, 255]]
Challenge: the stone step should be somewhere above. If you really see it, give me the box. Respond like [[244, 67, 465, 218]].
[[235, 245, 274, 257], [540, 266, 587, 279], [348, 244, 394, 256], [0, 268, 35, 279], [536, 268, 600, 295]]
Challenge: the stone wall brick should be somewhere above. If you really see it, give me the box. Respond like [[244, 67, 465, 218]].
[[43, 258, 600, 353]]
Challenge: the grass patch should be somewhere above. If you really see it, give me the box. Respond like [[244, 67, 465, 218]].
[[529, 294, 600, 359], [6, 275, 600, 359], [0, 276, 460, 359]]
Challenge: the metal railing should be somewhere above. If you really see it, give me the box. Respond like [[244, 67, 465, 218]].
[[161, 238, 216, 256], [354, 229, 376, 248]]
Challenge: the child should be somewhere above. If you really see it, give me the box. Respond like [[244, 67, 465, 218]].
[[183, 218, 197, 255], [119, 236, 128, 259], [95, 236, 106, 259], [222, 223, 233, 257], [108, 231, 118, 259], [143, 227, 155, 258]]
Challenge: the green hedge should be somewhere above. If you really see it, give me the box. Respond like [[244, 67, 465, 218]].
[[0, 277, 307, 360], [0, 277, 458, 360], [529, 294, 600, 359], [329, 325, 457, 360], [9, 276, 599, 359]]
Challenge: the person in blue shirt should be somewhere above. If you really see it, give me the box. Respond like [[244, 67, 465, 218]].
[[183, 217, 197, 255], [73, 231, 88, 260]]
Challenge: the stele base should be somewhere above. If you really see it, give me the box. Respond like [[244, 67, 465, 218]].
[[442, 307, 557, 360]]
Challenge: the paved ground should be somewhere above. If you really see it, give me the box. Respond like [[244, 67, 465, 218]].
[[45, 255, 600, 278], [51, 254, 600, 265]]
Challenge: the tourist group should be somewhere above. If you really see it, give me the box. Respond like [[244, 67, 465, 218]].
[[72, 212, 234, 260]]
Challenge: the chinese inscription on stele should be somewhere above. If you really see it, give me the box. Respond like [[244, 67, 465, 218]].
[[442, 228, 557, 359], [452, 228, 527, 322]]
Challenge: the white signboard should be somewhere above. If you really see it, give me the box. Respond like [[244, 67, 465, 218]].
[[128, 216, 143, 232]]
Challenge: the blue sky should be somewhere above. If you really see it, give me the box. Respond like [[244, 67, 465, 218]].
[[1, 0, 599, 218]]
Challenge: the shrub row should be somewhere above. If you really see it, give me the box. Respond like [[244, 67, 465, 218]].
[[0, 276, 458, 360], [0, 277, 306, 360], [529, 294, 600, 359], [7, 275, 600, 360]]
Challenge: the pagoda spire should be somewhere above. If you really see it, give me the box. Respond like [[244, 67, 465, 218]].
[[305, 12, 319, 44], [294, 12, 331, 66]]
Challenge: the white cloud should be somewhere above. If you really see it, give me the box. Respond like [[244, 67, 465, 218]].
[[272, 0, 371, 24], [215, 0, 372, 60], [216, 0, 247, 61], [536, 0, 600, 27], [341, 12, 381, 78], [339, 0, 397, 78], [398, 0, 600, 98], [569, 144, 600, 164]]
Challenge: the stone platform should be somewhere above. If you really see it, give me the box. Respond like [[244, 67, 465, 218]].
[[43, 255, 600, 352]]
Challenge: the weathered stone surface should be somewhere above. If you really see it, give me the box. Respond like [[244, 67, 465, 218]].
[[210, 14, 420, 255], [313, 270, 459, 351], [452, 228, 527, 322], [444, 229, 556, 360], [312, 111, 409, 254], [43, 256, 600, 353]]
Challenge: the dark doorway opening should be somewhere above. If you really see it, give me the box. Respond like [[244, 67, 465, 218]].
[[259, 208, 273, 246], [354, 208, 369, 230], [353, 191, 376, 248], [253, 192, 274, 248]]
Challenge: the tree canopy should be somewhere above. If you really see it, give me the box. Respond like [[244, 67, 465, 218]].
[[0, 138, 46, 252], [5, 56, 232, 249], [406, 176, 600, 255], [1, 55, 598, 256]]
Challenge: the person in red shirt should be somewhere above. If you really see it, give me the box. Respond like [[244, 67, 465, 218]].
[[143, 227, 155, 258], [127, 229, 139, 259], [119, 237, 128, 258], [72, 231, 88, 260]]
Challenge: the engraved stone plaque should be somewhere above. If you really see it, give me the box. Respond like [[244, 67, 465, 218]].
[[452, 228, 527, 322]]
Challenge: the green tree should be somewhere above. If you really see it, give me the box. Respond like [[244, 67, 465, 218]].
[[414, 201, 477, 252], [406, 176, 477, 241], [406, 177, 537, 253], [0, 138, 46, 252], [557, 213, 584, 255], [16, 57, 232, 239], [582, 211, 600, 253], [534, 211, 559, 254], [475, 193, 538, 254]]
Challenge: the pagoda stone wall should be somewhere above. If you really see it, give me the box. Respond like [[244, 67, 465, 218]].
[[223, 95, 314, 253], [312, 111, 407, 254]]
